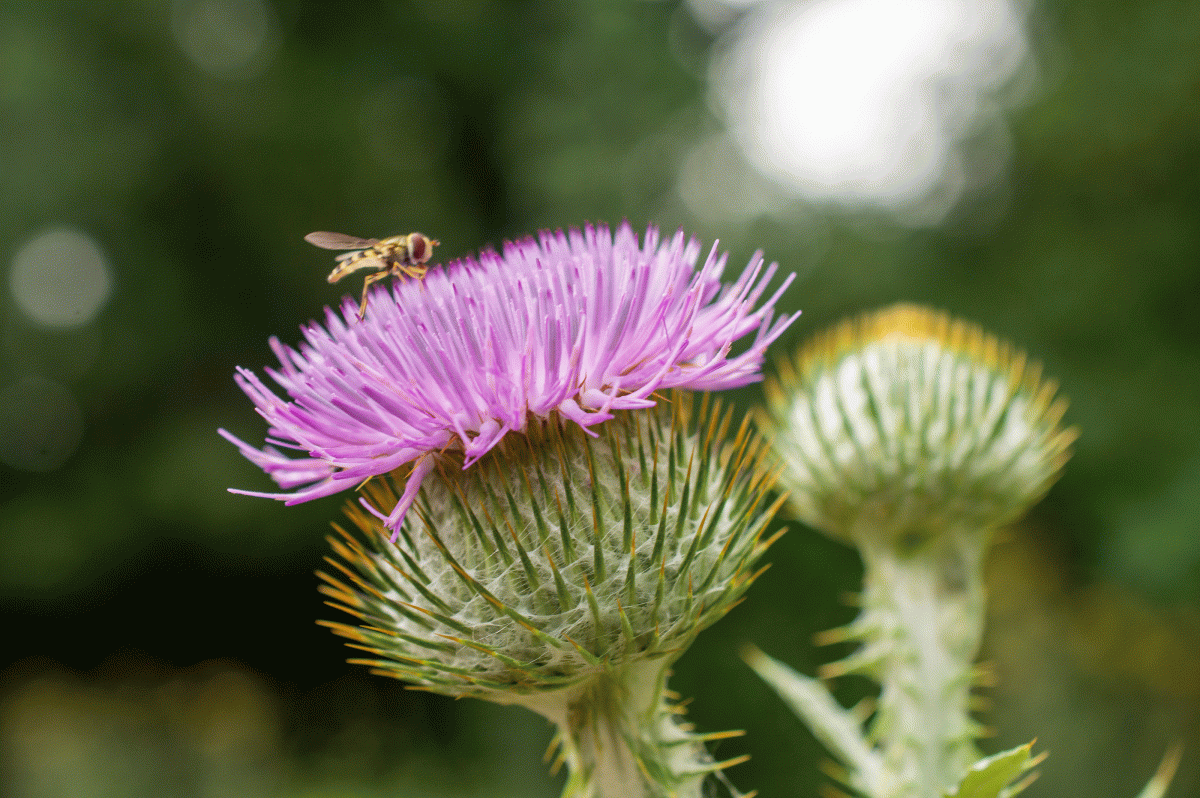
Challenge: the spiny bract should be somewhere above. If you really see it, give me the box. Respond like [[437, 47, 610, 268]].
[[318, 393, 784, 698]]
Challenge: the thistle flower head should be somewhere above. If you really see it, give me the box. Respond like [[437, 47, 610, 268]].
[[318, 393, 784, 699], [764, 304, 1077, 548], [221, 222, 797, 534]]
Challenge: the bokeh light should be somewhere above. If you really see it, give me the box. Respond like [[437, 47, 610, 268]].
[[172, 0, 278, 78], [9, 227, 112, 330], [707, 0, 1029, 223]]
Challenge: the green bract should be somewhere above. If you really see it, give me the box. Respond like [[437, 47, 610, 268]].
[[319, 392, 781, 699]]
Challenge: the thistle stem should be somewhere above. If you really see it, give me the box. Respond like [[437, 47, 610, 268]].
[[513, 657, 730, 798], [856, 528, 988, 798]]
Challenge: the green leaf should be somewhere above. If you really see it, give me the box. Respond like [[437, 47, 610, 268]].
[[946, 742, 1038, 798]]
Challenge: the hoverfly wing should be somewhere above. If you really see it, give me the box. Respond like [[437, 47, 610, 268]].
[[305, 231, 379, 250], [327, 254, 386, 284]]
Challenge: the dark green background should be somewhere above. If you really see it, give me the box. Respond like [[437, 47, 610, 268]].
[[2, 1, 1197, 796]]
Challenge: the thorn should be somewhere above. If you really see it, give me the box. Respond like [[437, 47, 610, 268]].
[[710, 753, 751, 771], [848, 697, 876, 724], [813, 626, 855, 646], [972, 660, 998, 687], [693, 728, 747, 743]]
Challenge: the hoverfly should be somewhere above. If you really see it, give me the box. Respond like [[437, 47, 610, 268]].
[[304, 231, 440, 320]]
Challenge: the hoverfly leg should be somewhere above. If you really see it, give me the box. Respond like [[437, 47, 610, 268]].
[[357, 269, 393, 320]]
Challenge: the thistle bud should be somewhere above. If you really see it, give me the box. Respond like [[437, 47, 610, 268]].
[[320, 395, 779, 696], [752, 305, 1078, 797], [321, 395, 780, 797], [764, 304, 1077, 549]]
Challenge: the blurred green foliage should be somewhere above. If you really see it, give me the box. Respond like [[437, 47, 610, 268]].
[[1, 1, 1197, 796]]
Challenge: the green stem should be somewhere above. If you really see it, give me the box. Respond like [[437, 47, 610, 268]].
[[856, 528, 988, 798], [511, 657, 738, 798]]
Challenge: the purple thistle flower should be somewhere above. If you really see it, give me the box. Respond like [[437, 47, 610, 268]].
[[220, 222, 798, 535]]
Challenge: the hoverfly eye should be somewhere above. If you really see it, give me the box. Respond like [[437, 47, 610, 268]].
[[409, 234, 429, 263]]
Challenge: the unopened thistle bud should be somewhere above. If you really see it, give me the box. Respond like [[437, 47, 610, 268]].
[[752, 305, 1078, 798], [764, 303, 1077, 550]]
